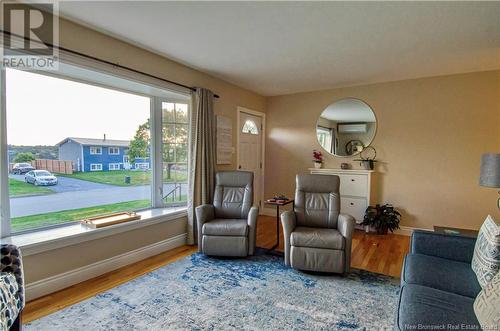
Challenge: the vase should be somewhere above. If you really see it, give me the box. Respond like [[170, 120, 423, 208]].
[[361, 160, 374, 170], [314, 162, 322, 169]]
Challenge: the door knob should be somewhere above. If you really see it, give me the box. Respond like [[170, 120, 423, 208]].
[[238, 165, 242, 169]]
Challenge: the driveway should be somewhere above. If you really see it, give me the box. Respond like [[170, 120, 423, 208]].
[[10, 183, 188, 218], [9, 174, 113, 193]]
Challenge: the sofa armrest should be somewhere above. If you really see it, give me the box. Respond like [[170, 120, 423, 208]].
[[247, 207, 259, 255], [195, 204, 215, 252], [0, 245, 24, 308], [410, 230, 476, 263], [337, 213, 356, 273], [280, 210, 297, 266]]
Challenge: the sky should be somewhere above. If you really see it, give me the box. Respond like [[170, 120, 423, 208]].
[[6, 68, 151, 146]]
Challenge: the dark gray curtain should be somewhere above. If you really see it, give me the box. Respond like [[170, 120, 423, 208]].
[[187, 88, 216, 245]]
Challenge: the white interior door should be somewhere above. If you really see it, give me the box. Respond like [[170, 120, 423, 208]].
[[238, 112, 263, 208]]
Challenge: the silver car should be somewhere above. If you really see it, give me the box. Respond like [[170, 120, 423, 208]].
[[25, 170, 58, 186]]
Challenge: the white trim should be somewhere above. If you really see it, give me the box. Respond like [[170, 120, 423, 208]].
[[25, 233, 187, 301], [80, 145, 85, 173], [394, 225, 426, 236], [151, 96, 163, 207], [89, 146, 102, 155], [108, 146, 120, 155], [236, 107, 266, 213], [90, 163, 103, 171], [135, 162, 150, 170], [5, 208, 187, 256], [0, 68, 10, 237], [108, 163, 121, 171]]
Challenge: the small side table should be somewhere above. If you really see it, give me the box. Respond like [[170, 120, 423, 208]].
[[263, 199, 295, 252], [433, 225, 478, 238]]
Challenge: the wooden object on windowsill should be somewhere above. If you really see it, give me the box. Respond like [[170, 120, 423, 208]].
[[81, 212, 141, 228]]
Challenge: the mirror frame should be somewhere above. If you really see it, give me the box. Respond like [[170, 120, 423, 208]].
[[315, 97, 378, 158]]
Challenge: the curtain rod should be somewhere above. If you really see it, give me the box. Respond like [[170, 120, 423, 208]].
[[1, 30, 220, 98]]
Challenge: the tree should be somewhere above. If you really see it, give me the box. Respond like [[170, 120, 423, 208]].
[[128, 120, 150, 164], [13, 152, 35, 163]]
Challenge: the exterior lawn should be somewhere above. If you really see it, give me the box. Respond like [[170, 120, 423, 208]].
[[60, 170, 187, 187], [9, 178, 53, 197], [11, 199, 151, 232]]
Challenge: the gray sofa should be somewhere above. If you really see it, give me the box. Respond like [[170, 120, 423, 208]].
[[281, 174, 355, 273], [196, 171, 259, 257], [396, 230, 481, 330]]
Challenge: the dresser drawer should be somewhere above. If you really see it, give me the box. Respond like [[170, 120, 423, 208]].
[[339, 174, 368, 197], [340, 197, 367, 222]]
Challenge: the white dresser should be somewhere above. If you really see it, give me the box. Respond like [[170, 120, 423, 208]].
[[309, 168, 374, 225]]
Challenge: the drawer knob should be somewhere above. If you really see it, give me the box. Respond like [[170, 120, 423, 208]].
[[351, 179, 355, 182], [350, 202, 354, 206]]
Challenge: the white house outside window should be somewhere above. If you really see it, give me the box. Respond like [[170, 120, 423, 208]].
[[90, 164, 103, 171]]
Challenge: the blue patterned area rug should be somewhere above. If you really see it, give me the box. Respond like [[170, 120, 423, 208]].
[[27, 252, 399, 330]]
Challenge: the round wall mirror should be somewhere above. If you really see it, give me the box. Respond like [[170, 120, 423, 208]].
[[316, 98, 377, 157]]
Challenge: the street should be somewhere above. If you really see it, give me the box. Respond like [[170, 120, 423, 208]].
[[9, 181, 188, 218]]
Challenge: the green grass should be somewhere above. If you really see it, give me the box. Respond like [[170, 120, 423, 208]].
[[11, 200, 151, 232], [8, 178, 53, 197], [60, 170, 187, 187], [11, 197, 188, 233]]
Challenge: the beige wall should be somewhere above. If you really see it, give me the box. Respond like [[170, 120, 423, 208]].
[[20, 17, 266, 283], [24, 217, 186, 283], [265, 71, 500, 230]]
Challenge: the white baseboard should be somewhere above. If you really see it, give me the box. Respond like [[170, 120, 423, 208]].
[[26, 233, 187, 301]]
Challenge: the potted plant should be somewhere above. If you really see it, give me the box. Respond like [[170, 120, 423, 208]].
[[313, 150, 323, 169], [361, 204, 401, 235]]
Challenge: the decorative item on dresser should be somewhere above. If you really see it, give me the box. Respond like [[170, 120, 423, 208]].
[[309, 168, 374, 229], [354, 146, 378, 170], [479, 153, 500, 210], [312, 150, 323, 169]]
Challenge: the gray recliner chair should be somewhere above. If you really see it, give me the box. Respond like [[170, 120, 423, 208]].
[[195, 171, 259, 257], [281, 174, 355, 273]]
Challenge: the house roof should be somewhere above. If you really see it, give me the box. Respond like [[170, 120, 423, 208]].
[[57, 137, 130, 147]]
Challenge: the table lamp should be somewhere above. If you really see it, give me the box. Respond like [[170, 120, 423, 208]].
[[479, 153, 500, 210]]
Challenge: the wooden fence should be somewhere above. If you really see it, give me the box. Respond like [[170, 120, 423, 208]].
[[9, 159, 73, 174]]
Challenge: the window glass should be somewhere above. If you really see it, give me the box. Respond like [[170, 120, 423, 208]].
[[242, 120, 259, 134], [5, 68, 152, 233], [162, 102, 189, 206]]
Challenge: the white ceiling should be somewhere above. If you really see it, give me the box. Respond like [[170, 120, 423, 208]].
[[58, 1, 500, 96], [321, 98, 376, 123]]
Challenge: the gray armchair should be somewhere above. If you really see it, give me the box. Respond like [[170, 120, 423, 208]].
[[281, 174, 355, 273], [195, 171, 259, 257]]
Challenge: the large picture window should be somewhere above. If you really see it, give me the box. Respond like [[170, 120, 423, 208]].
[[2, 64, 190, 235]]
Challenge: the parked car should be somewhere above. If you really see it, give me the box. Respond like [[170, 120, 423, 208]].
[[11, 163, 35, 174], [25, 170, 58, 186]]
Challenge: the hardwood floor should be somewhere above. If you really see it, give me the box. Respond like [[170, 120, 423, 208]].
[[23, 215, 409, 323]]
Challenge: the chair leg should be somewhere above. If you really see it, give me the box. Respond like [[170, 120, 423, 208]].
[[10, 312, 22, 331]]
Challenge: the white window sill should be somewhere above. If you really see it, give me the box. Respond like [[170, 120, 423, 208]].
[[1, 207, 188, 256]]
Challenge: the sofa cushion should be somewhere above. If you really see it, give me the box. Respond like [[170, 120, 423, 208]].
[[396, 284, 479, 331], [290, 227, 344, 250], [474, 271, 500, 330], [202, 219, 248, 236], [402, 254, 481, 298], [472, 215, 500, 288], [0, 273, 20, 330]]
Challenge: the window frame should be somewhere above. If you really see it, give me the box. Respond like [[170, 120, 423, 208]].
[[89, 146, 102, 155], [108, 163, 121, 171], [90, 163, 103, 171], [108, 147, 120, 155], [0, 59, 191, 237]]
